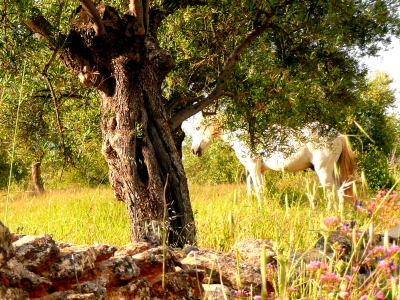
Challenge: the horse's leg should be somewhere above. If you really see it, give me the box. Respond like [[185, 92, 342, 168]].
[[314, 164, 336, 211], [246, 162, 262, 200], [246, 173, 252, 195]]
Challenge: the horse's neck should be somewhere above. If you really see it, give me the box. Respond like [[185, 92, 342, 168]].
[[219, 131, 241, 146]]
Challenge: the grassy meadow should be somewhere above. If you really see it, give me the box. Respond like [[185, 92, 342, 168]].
[[1, 171, 377, 251], [4, 172, 400, 299]]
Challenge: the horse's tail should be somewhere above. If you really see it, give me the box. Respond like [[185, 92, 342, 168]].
[[337, 135, 356, 200]]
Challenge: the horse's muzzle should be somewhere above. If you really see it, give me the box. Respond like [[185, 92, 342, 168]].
[[191, 147, 202, 157]]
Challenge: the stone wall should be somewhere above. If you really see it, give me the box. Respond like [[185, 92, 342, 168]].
[[0, 221, 276, 300]]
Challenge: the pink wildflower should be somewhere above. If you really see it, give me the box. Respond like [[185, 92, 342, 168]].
[[323, 216, 339, 227], [322, 284, 335, 291], [339, 291, 350, 299], [235, 290, 250, 297], [376, 291, 385, 300], [306, 260, 328, 272], [344, 275, 353, 281], [377, 259, 392, 274], [389, 245, 400, 255], [360, 295, 368, 300], [320, 272, 341, 283]]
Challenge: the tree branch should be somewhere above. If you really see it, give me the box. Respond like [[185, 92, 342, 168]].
[[41, 50, 65, 151], [78, 0, 105, 36], [129, 0, 146, 35], [25, 15, 54, 41], [169, 1, 294, 130]]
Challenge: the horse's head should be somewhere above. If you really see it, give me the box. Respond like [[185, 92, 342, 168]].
[[191, 114, 220, 157]]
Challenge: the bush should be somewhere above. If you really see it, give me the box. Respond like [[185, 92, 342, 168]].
[[183, 137, 244, 185], [358, 148, 395, 191], [0, 149, 27, 189]]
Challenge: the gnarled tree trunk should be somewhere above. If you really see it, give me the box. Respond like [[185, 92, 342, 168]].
[[31, 161, 45, 194], [26, 3, 195, 246]]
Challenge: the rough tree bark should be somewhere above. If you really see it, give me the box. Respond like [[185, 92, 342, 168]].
[[31, 161, 45, 194], [26, 2, 195, 246]]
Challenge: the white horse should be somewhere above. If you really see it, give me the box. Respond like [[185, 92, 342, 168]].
[[191, 115, 356, 203]]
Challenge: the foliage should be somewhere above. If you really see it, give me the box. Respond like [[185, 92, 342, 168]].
[[348, 72, 398, 191], [183, 136, 244, 185], [160, 0, 400, 149], [1, 1, 399, 180], [358, 146, 395, 191], [0, 148, 27, 189]]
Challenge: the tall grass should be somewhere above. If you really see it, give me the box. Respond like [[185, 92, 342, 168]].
[[1, 171, 373, 251], [4, 173, 400, 298], [5, 63, 26, 224], [2, 187, 130, 245]]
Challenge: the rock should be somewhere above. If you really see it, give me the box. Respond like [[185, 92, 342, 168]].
[[181, 248, 263, 294], [114, 242, 152, 257], [0, 281, 29, 300], [202, 284, 237, 300], [228, 238, 276, 267], [107, 278, 154, 299], [0, 222, 264, 299], [151, 271, 203, 299], [0, 258, 52, 297], [70, 277, 108, 300], [36, 290, 97, 300], [96, 256, 140, 286], [13, 234, 59, 272], [387, 224, 400, 243], [0, 221, 15, 268], [40, 245, 97, 280]]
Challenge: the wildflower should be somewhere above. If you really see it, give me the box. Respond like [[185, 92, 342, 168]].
[[339, 291, 350, 299], [266, 263, 274, 269], [253, 296, 261, 300], [360, 295, 367, 300], [370, 245, 385, 257], [363, 257, 372, 265], [389, 245, 400, 255], [235, 290, 250, 297], [344, 275, 353, 281], [320, 272, 341, 283], [306, 260, 328, 272], [341, 223, 349, 231], [377, 259, 393, 275], [322, 284, 335, 291], [376, 291, 385, 300], [324, 216, 339, 227]]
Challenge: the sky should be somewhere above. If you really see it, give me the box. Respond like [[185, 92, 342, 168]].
[[362, 38, 400, 106]]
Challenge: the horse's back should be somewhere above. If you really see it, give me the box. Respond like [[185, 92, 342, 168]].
[[261, 124, 341, 173]]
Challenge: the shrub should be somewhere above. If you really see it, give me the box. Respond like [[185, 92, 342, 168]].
[[183, 137, 244, 185]]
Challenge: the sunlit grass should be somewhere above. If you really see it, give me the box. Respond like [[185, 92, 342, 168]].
[[190, 183, 325, 252], [2, 187, 130, 246], [4, 175, 400, 298], [0, 172, 379, 252]]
